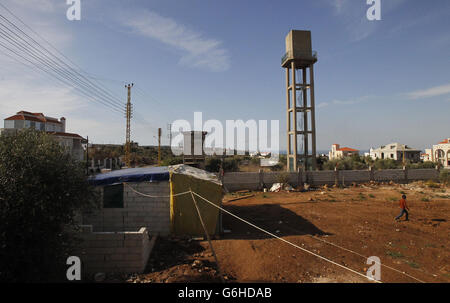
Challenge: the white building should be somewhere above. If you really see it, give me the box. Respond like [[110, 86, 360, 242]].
[[1, 111, 86, 161], [328, 144, 359, 160], [424, 138, 450, 169], [369, 143, 421, 163]]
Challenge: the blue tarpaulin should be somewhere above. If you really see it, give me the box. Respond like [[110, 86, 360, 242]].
[[89, 166, 170, 186]]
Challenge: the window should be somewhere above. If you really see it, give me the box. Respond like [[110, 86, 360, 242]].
[[103, 184, 124, 208]]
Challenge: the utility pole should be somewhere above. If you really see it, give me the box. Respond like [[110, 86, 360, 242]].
[[86, 136, 89, 175], [403, 145, 406, 167], [125, 83, 134, 167], [167, 123, 172, 148], [158, 128, 162, 166]]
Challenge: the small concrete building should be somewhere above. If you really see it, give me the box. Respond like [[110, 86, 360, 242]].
[[369, 143, 421, 163], [1, 111, 86, 161], [425, 138, 450, 169], [85, 165, 223, 237], [328, 144, 359, 160]]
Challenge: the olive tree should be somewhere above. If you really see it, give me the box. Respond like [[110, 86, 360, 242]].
[[0, 130, 96, 282]]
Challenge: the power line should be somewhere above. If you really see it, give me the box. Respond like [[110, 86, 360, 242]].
[[0, 38, 124, 115], [0, 1, 128, 108], [0, 2, 170, 144], [0, 14, 125, 109], [0, 4, 127, 115], [0, 27, 125, 114]]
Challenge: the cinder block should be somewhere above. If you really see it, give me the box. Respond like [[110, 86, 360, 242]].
[[124, 239, 141, 247], [124, 254, 142, 261], [109, 254, 125, 261]]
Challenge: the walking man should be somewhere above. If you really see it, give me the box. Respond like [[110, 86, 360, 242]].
[[395, 194, 409, 221]]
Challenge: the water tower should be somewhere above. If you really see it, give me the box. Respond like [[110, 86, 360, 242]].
[[281, 30, 317, 171], [182, 131, 207, 169]]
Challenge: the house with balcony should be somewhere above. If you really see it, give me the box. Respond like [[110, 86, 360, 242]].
[[1, 111, 86, 161], [424, 138, 450, 169], [328, 144, 359, 160], [369, 143, 421, 163]]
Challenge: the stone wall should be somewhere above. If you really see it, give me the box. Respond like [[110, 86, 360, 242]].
[[75, 226, 155, 275], [222, 168, 440, 191], [82, 181, 170, 236]]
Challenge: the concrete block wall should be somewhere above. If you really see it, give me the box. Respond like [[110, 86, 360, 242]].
[[223, 168, 439, 191], [82, 181, 170, 236], [408, 169, 439, 181], [373, 169, 405, 182], [223, 172, 260, 191], [306, 170, 335, 185], [75, 226, 154, 275], [340, 170, 371, 184]]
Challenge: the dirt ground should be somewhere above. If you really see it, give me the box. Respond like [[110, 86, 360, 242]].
[[128, 181, 449, 283]]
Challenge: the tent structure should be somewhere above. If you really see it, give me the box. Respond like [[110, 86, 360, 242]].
[[169, 165, 223, 236], [88, 165, 223, 236]]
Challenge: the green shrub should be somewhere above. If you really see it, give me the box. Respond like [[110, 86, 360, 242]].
[[425, 180, 440, 188], [373, 158, 399, 170], [205, 157, 222, 172], [161, 156, 183, 166], [270, 163, 284, 171], [250, 157, 260, 166], [407, 161, 437, 169], [276, 172, 290, 185], [440, 170, 450, 185], [223, 158, 239, 172], [0, 130, 97, 282]]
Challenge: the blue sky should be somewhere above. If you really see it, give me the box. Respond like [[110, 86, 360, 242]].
[[0, 0, 449, 151]]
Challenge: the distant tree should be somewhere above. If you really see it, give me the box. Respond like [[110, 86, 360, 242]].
[[440, 170, 450, 186], [161, 156, 183, 166], [407, 161, 437, 169], [223, 157, 239, 172], [205, 157, 222, 172], [270, 163, 284, 171], [373, 158, 399, 170], [0, 130, 96, 282]]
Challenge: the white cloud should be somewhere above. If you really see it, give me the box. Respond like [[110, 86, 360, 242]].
[[119, 10, 230, 72], [332, 95, 370, 105], [1, 0, 72, 48], [331, 0, 349, 15], [407, 83, 450, 99], [0, 78, 86, 118], [319, 95, 372, 108], [5, 0, 56, 13]]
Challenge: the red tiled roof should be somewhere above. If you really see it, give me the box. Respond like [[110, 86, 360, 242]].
[[337, 147, 359, 152], [5, 111, 62, 124], [438, 139, 449, 144], [5, 114, 42, 123], [47, 131, 84, 139]]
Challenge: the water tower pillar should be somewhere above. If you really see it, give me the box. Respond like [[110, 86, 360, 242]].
[[282, 30, 318, 172]]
